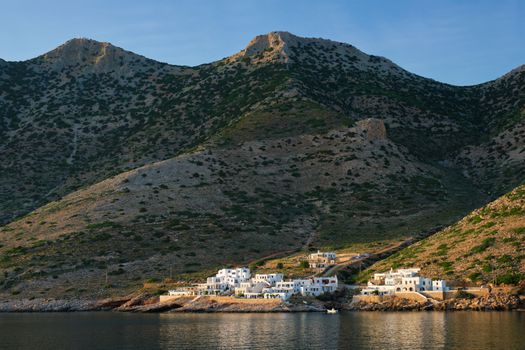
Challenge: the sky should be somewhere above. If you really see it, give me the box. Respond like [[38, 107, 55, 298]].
[[0, 0, 523, 86]]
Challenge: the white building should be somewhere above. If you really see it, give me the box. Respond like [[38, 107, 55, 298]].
[[252, 273, 284, 285], [235, 273, 284, 297], [307, 251, 337, 269], [168, 267, 339, 300], [262, 276, 339, 300], [167, 287, 196, 296], [196, 267, 251, 295], [360, 268, 448, 296]]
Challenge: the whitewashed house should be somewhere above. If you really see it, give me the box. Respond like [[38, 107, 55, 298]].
[[252, 273, 284, 285], [168, 287, 196, 296], [167, 267, 339, 300], [307, 251, 337, 269], [360, 268, 448, 296], [263, 276, 339, 300], [235, 273, 284, 298], [196, 267, 251, 295]]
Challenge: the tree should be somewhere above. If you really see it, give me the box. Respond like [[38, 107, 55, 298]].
[[276, 262, 284, 269], [299, 261, 310, 269]]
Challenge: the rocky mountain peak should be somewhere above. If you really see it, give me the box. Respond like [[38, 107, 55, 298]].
[[232, 31, 405, 76], [229, 31, 295, 63], [243, 31, 295, 56], [41, 38, 115, 62], [32, 38, 153, 74]]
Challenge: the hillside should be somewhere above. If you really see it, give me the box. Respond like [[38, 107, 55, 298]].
[[1, 32, 524, 224], [364, 184, 525, 285], [0, 32, 524, 298]]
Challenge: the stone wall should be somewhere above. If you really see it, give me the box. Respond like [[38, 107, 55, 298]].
[[354, 292, 428, 303], [394, 292, 428, 302], [423, 291, 445, 300]]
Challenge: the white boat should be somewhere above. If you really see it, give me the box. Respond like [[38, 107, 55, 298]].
[[326, 308, 338, 314]]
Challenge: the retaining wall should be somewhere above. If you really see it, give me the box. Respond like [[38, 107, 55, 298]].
[[394, 292, 428, 302], [423, 291, 445, 300]]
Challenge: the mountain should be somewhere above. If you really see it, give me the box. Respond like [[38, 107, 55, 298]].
[[364, 184, 525, 285], [0, 32, 523, 298]]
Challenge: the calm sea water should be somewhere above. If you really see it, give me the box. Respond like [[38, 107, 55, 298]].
[[0, 312, 524, 350]]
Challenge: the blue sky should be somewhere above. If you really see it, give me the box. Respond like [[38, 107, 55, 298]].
[[0, 0, 523, 85]]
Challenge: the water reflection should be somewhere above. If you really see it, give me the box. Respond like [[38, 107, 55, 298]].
[[444, 312, 525, 350], [339, 312, 446, 349], [0, 312, 524, 349], [158, 313, 341, 349]]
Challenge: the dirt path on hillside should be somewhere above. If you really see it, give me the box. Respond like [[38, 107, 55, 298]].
[[320, 238, 416, 277], [319, 225, 446, 277], [247, 249, 298, 266]]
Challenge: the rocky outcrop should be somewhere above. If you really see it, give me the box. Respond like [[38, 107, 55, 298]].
[[35, 38, 161, 75], [0, 299, 99, 312], [349, 293, 523, 311], [118, 295, 327, 313], [436, 293, 522, 311], [356, 118, 387, 140], [115, 291, 158, 311], [348, 297, 433, 311]]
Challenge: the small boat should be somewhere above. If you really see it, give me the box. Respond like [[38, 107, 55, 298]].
[[326, 308, 338, 314]]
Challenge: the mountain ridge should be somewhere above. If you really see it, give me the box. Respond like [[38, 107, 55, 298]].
[[0, 31, 523, 298], [2, 32, 523, 86]]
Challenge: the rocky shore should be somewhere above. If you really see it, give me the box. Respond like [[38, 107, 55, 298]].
[[0, 299, 100, 312], [1, 291, 524, 313], [348, 293, 524, 312], [0, 292, 328, 313]]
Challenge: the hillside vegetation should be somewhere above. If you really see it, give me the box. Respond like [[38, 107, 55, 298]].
[[0, 32, 524, 298], [364, 185, 525, 285]]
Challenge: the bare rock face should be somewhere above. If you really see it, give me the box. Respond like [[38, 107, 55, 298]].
[[32, 38, 157, 75], [349, 293, 522, 311], [356, 118, 387, 141], [234, 31, 395, 72], [233, 31, 296, 63], [243, 32, 292, 58], [115, 291, 157, 311]]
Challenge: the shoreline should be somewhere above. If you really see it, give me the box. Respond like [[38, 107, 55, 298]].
[[1, 292, 524, 313]]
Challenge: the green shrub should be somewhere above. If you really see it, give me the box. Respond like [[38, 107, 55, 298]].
[[5, 246, 27, 255], [495, 273, 524, 285], [86, 221, 121, 230], [92, 233, 111, 242], [299, 261, 310, 268], [470, 237, 496, 254], [439, 261, 453, 271], [512, 227, 525, 234], [108, 268, 125, 276], [455, 290, 475, 299], [468, 272, 482, 282], [496, 255, 513, 264], [481, 263, 493, 272], [468, 216, 483, 224]]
